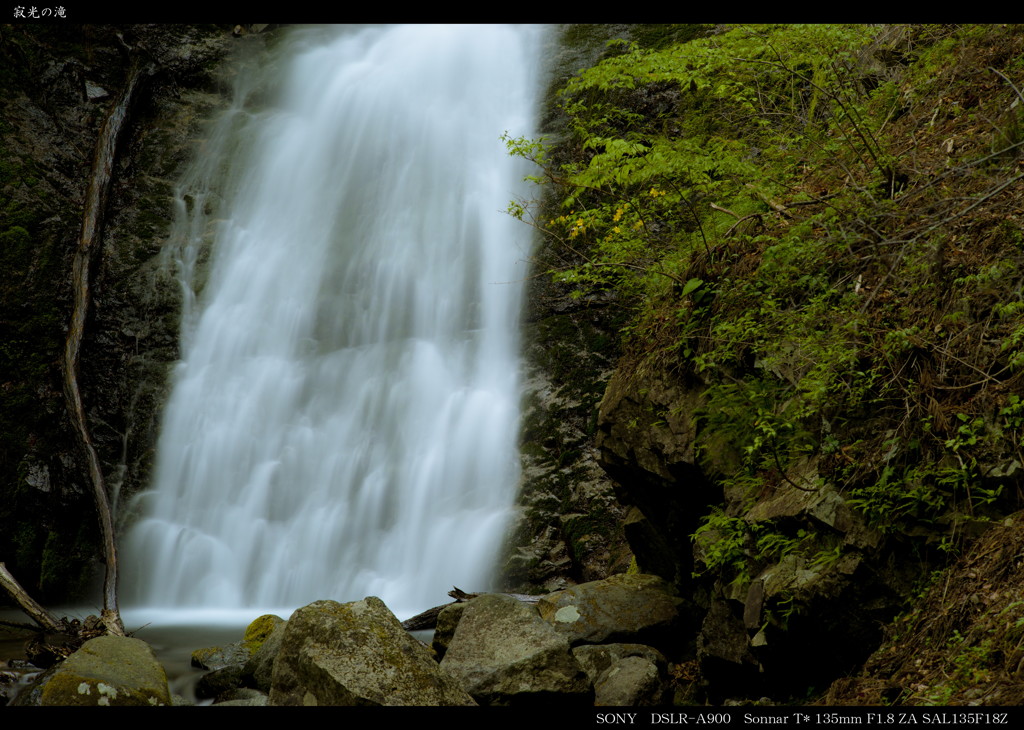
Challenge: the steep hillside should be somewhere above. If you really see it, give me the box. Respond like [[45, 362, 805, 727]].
[[516, 23, 1024, 702]]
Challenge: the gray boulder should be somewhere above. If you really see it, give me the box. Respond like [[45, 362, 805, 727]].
[[572, 642, 667, 681], [191, 642, 249, 671], [439, 593, 592, 705], [431, 601, 466, 660], [574, 644, 668, 706], [536, 573, 683, 649], [13, 635, 170, 706], [268, 597, 475, 706]]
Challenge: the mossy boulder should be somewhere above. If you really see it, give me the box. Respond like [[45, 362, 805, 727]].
[[243, 613, 284, 655], [14, 635, 170, 706], [244, 616, 288, 693], [268, 598, 474, 706]]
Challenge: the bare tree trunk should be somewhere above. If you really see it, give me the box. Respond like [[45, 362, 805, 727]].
[[62, 57, 152, 637]]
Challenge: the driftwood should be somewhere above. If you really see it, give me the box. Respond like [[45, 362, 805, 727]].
[[401, 587, 542, 632], [0, 562, 63, 634], [61, 57, 153, 638]]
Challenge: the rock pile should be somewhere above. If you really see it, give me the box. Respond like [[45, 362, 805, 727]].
[[13, 573, 684, 706]]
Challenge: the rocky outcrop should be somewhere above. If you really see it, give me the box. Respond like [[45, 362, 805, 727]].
[[507, 290, 629, 591], [823, 510, 1024, 706], [596, 368, 716, 590], [439, 592, 593, 705], [268, 598, 475, 707], [593, 364, 920, 699], [13, 635, 170, 706]]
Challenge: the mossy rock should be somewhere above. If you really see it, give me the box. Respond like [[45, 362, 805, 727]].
[[269, 598, 475, 706], [15, 635, 170, 706], [191, 641, 249, 671], [243, 613, 284, 655]]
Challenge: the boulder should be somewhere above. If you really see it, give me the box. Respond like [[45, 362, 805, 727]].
[[196, 664, 247, 700], [268, 598, 474, 706], [243, 614, 284, 654], [431, 601, 466, 660], [211, 687, 269, 706], [572, 642, 667, 681], [439, 593, 592, 705], [244, 616, 288, 693], [13, 635, 170, 706], [594, 656, 664, 706], [536, 573, 683, 650], [195, 615, 286, 697], [573, 643, 668, 706], [191, 642, 249, 671]]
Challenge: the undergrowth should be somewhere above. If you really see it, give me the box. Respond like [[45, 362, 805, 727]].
[[510, 24, 1024, 580]]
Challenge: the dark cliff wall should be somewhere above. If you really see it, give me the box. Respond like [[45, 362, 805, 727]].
[[0, 24, 242, 602]]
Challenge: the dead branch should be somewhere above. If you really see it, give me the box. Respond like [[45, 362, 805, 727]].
[[0, 562, 63, 633]]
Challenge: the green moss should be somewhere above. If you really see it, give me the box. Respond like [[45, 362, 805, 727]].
[[243, 613, 283, 655]]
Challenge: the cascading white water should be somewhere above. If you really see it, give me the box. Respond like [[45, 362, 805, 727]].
[[124, 24, 544, 620]]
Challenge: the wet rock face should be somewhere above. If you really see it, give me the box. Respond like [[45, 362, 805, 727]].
[[507, 291, 629, 592]]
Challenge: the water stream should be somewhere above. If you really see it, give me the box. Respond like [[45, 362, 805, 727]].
[[123, 24, 545, 624]]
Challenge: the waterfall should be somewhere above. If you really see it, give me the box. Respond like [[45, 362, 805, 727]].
[[124, 24, 544, 619]]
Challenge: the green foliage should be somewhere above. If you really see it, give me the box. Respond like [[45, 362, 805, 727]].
[[511, 24, 1024, 589], [692, 508, 752, 581]]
